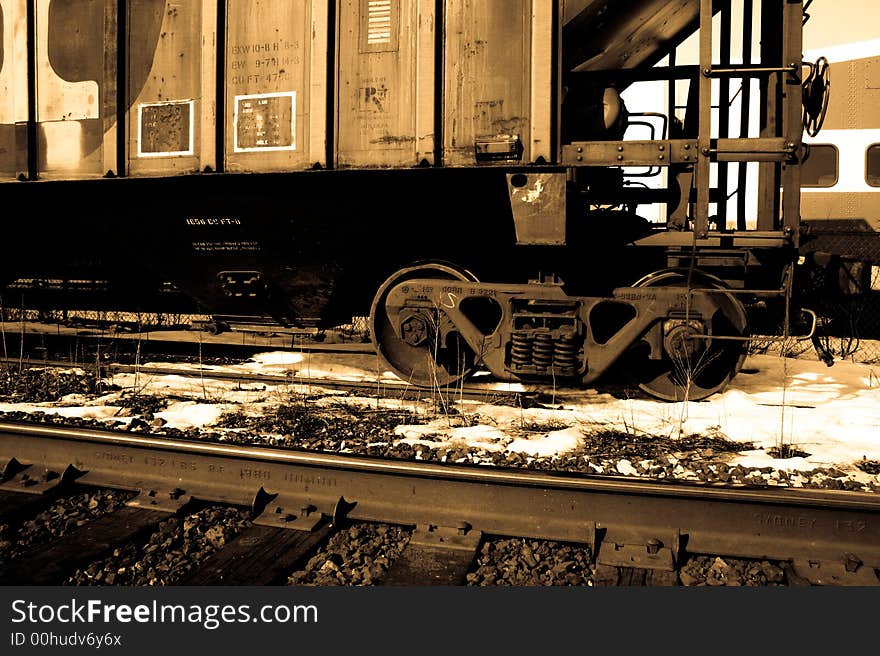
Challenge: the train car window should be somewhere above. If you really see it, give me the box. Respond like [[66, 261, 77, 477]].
[[867, 144, 880, 187], [800, 144, 838, 187]]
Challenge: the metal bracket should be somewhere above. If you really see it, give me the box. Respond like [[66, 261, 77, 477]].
[[792, 557, 880, 586], [703, 63, 799, 77], [126, 487, 192, 514], [597, 539, 677, 572], [0, 461, 81, 495], [251, 492, 352, 531], [253, 501, 324, 532], [507, 172, 567, 246], [597, 529, 681, 570], [563, 140, 698, 167], [409, 523, 483, 552], [710, 137, 797, 163]]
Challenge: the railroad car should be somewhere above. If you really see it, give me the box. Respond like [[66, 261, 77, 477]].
[[786, 36, 880, 342], [0, 0, 828, 400], [800, 38, 880, 264]]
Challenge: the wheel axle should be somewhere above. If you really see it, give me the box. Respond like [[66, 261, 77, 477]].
[[400, 312, 431, 347]]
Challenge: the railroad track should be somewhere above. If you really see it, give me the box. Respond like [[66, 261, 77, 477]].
[[1, 421, 878, 586], [1, 353, 597, 405], [104, 362, 556, 404]]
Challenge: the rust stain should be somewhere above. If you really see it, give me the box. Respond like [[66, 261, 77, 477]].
[[371, 135, 416, 145]]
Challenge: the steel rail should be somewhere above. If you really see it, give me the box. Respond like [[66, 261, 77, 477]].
[[1, 421, 878, 574], [106, 362, 537, 401], [0, 356, 545, 403]]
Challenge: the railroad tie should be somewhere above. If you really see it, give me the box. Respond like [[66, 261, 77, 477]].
[[178, 523, 334, 586], [379, 524, 482, 586], [0, 507, 168, 585]]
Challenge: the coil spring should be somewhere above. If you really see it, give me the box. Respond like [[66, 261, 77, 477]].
[[553, 333, 578, 374], [532, 332, 554, 370], [510, 331, 534, 368]]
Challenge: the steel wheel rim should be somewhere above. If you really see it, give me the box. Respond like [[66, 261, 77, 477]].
[[370, 262, 478, 387], [634, 270, 748, 401]]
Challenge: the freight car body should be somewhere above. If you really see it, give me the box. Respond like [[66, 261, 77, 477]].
[[0, 0, 821, 400]]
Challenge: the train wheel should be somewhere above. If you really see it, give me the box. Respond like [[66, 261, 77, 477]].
[[632, 269, 748, 401], [370, 262, 478, 387], [203, 320, 229, 336]]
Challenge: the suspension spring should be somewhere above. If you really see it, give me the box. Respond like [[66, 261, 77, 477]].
[[553, 333, 578, 374], [510, 331, 534, 368], [532, 332, 554, 370]]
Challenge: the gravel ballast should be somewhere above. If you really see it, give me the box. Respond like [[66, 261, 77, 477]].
[[467, 538, 594, 586], [288, 523, 411, 586], [678, 556, 789, 586]]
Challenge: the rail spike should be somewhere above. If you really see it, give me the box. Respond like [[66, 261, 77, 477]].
[[1, 457, 25, 483], [59, 463, 85, 485], [332, 496, 356, 525], [251, 486, 278, 518]]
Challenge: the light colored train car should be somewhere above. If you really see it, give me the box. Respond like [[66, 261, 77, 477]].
[[801, 38, 880, 263]]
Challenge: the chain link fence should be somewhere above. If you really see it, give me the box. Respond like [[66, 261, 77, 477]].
[[784, 257, 880, 365], [0, 306, 373, 345], [0, 308, 210, 330]]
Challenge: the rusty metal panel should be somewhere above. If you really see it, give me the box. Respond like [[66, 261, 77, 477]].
[[224, 0, 324, 172], [128, 0, 204, 176], [443, 0, 533, 166], [0, 0, 27, 180], [35, 0, 116, 179], [336, 0, 434, 167], [507, 172, 566, 245]]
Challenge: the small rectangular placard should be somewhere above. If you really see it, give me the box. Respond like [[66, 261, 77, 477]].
[[137, 100, 195, 157], [233, 91, 296, 152]]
